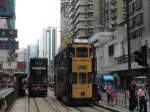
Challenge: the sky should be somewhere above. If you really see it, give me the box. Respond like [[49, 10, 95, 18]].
[[16, 0, 60, 48]]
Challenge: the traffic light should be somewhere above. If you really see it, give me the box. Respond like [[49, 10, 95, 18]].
[[134, 45, 148, 66]]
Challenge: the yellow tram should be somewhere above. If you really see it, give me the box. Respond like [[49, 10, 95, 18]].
[[54, 39, 96, 105]]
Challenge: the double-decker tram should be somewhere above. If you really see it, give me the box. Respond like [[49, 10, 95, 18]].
[[29, 58, 48, 97], [54, 39, 96, 105]]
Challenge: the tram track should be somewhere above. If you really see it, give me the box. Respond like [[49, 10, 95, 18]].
[[47, 89, 113, 112], [75, 106, 103, 112], [33, 98, 40, 112], [43, 97, 58, 112]]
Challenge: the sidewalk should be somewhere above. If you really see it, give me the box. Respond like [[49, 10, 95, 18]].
[[98, 101, 150, 112]]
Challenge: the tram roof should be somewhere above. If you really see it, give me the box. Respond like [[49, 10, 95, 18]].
[[13, 72, 28, 77], [73, 39, 88, 43]]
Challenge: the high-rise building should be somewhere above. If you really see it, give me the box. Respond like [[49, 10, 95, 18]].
[[129, 0, 150, 52], [69, 0, 103, 39], [38, 27, 57, 74], [60, 0, 70, 42], [99, 0, 126, 30]]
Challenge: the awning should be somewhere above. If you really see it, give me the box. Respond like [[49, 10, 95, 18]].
[[102, 62, 145, 72]]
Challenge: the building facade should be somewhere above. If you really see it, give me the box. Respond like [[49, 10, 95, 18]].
[[69, 0, 103, 39], [38, 27, 57, 74], [60, 0, 70, 43]]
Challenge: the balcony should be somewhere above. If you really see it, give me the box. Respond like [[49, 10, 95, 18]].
[[114, 55, 135, 64]]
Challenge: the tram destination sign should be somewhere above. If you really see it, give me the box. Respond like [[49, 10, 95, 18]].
[[0, 41, 18, 50], [0, 29, 17, 38]]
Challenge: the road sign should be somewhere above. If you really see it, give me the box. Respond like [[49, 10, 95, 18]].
[[0, 29, 17, 38], [0, 40, 18, 50]]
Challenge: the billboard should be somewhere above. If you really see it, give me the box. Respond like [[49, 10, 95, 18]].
[[2, 62, 17, 69], [17, 62, 26, 70], [0, 29, 17, 38], [0, 40, 18, 50], [0, 0, 14, 17]]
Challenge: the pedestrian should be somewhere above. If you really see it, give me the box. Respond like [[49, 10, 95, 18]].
[[137, 84, 147, 112], [95, 84, 101, 104], [104, 81, 113, 105], [127, 80, 138, 112]]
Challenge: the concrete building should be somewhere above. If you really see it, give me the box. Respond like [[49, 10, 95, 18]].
[[38, 27, 57, 74], [0, 0, 17, 73], [129, 0, 150, 52], [90, 26, 147, 88], [99, 0, 126, 30], [0, 19, 9, 65], [69, 0, 103, 39], [60, 0, 70, 44]]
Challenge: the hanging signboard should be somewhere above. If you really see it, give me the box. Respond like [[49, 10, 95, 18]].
[[0, 0, 14, 17], [0, 40, 18, 50], [0, 29, 17, 38]]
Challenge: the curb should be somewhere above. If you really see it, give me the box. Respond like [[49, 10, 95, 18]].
[[96, 104, 121, 112]]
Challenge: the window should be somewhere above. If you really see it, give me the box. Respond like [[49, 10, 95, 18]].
[[129, 3, 135, 15], [135, 13, 143, 26], [108, 45, 114, 56], [89, 47, 93, 57], [136, 0, 142, 10], [78, 73, 87, 84], [70, 47, 75, 57], [76, 47, 88, 57], [72, 73, 77, 84]]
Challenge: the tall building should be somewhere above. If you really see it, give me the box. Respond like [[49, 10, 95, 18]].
[[99, 0, 126, 30], [129, 0, 150, 52], [0, 0, 17, 72], [38, 27, 57, 74], [60, 0, 70, 43], [69, 0, 103, 39]]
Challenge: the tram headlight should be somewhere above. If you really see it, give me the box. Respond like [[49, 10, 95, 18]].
[[80, 91, 85, 96]]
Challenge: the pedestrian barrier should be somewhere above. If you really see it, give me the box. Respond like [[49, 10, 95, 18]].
[[0, 88, 17, 112], [99, 90, 150, 110]]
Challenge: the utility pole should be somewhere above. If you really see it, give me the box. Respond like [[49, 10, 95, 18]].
[[126, 0, 131, 71]]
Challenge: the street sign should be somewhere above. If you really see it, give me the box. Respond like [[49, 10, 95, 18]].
[[0, 0, 14, 17], [0, 40, 18, 50], [0, 29, 17, 38]]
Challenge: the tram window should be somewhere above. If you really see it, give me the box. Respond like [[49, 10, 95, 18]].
[[78, 73, 87, 84], [88, 73, 92, 83], [70, 47, 75, 57], [72, 73, 77, 84], [89, 48, 93, 57], [76, 47, 88, 57]]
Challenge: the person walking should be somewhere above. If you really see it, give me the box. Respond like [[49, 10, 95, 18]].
[[104, 81, 113, 105], [127, 80, 138, 112], [137, 84, 147, 112], [95, 83, 101, 104]]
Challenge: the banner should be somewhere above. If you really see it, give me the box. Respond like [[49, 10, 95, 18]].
[[0, 29, 17, 38], [0, 40, 18, 50], [0, 0, 14, 17]]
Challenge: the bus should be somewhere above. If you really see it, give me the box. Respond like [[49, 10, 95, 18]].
[[29, 58, 48, 97], [54, 39, 96, 105]]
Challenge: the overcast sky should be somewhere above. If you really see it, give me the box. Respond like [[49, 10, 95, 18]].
[[16, 0, 60, 48]]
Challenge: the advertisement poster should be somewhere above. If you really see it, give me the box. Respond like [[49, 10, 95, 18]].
[[0, 41, 18, 49]]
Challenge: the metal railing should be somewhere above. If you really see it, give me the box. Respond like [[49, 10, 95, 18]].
[[99, 90, 150, 108], [114, 55, 135, 64]]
